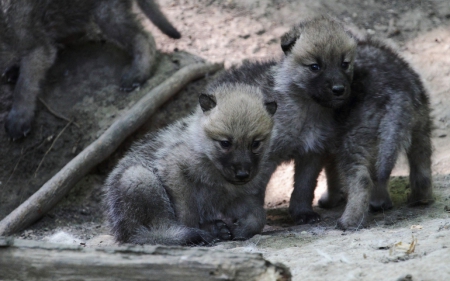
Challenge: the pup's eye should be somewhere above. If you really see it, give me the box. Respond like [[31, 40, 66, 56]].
[[220, 140, 231, 149], [252, 141, 261, 149], [309, 64, 320, 71], [341, 61, 350, 70]]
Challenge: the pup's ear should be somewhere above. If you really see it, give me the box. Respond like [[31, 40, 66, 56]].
[[264, 101, 277, 116], [280, 29, 299, 54], [199, 94, 216, 112]]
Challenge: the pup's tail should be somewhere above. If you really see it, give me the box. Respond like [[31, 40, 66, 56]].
[[137, 0, 181, 39]]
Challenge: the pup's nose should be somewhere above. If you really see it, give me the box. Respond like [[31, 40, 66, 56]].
[[235, 170, 250, 180], [332, 85, 345, 96]]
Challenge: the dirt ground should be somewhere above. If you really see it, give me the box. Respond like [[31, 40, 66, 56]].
[[1, 0, 450, 280]]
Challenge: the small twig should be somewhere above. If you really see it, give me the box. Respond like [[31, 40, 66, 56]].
[[6, 148, 25, 186], [39, 97, 80, 128], [34, 121, 72, 177], [6, 137, 48, 185], [355, 213, 365, 231], [252, 235, 262, 247]]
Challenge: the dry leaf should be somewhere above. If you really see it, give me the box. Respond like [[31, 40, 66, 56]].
[[390, 236, 417, 255]]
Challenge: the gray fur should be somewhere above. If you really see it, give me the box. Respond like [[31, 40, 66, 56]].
[[276, 17, 433, 229], [0, 0, 180, 140], [105, 77, 277, 245], [321, 36, 433, 229], [267, 17, 357, 224], [210, 57, 347, 226]]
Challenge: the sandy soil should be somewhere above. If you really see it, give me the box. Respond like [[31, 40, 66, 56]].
[[1, 1, 450, 280]]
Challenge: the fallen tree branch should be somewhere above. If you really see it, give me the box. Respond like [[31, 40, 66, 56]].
[[0, 62, 223, 236], [0, 238, 291, 281]]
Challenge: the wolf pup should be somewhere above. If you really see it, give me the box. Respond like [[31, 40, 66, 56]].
[[1, 0, 180, 140], [267, 17, 356, 225], [278, 16, 433, 229], [105, 74, 277, 245]]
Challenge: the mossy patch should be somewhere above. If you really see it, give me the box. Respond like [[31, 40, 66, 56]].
[[389, 176, 410, 207]]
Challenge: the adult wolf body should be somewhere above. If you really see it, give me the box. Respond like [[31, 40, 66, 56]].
[[277, 17, 433, 229], [1, 0, 180, 140], [105, 72, 277, 245]]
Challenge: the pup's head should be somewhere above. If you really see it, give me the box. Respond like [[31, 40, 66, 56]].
[[277, 16, 357, 108], [199, 83, 277, 185]]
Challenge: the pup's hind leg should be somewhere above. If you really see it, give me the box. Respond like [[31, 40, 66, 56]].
[[370, 108, 409, 212], [319, 154, 345, 209], [407, 124, 433, 206], [106, 165, 214, 245], [337, 164, 372, 230], [94, 0, 156, 91], [5, 44, 57, 139]]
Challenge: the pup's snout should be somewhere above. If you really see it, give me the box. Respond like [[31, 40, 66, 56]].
[[235, 170, 250, 180], [332, 85, 345, 96]]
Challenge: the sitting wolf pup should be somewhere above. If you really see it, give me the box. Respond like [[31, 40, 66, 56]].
[[278, 17, 433, 229], [1, 0, 180, 140], [105, 78, 277, 245]]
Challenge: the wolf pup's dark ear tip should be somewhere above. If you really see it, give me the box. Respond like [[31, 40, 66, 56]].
[[280, 34, 297, 54], [199, 94, 217, 112], [265, 101, 277, 116]]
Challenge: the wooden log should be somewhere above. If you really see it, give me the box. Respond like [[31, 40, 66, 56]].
[[0, 237, 291, 281], [0, 62, 223, 236]]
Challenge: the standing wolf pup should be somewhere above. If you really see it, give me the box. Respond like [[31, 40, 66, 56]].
[[1, 0, 180, 140], [268, 17, 356, 225], [278, 17, 433, 229], [105, 71, 277, 245]]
